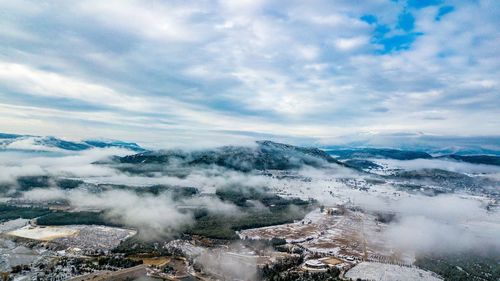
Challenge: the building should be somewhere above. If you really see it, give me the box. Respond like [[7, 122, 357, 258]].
[[302, 259, 328, 272]]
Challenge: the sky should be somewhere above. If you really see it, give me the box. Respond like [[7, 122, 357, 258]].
[[0, 0, 499, 147]]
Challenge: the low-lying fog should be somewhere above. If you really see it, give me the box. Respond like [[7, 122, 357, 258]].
[[373, 158, 500, 174], [1, 144, 499, 257]]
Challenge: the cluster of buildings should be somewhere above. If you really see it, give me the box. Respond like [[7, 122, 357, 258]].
[[301, 257, 352, 273], [0, 219, 139, 281]]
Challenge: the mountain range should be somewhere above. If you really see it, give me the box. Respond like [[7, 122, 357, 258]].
[[1, 132, 499, 167], [0, 133, 145, 152]]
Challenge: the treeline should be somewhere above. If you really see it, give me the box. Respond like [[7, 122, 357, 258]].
[[36, 211, 121, 227], [97, 256, 142, 268], [15, 176, 83, 191], [113, 236, 184, 256], [92, 183, 199, 199], [215, 186, 311, 208], [259, 255, 340, 281], [185, 204, 311, 240], [0, 204, 51, 222], [260, 269, 340, 281], [181, 186, 314, 239], [415, 253, 500, 281]]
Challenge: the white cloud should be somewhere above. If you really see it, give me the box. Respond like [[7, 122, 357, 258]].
[[75, 0, 208, 42], [374, 158, 500, 174], [6, 137, 65, 153], [0, 165, 45, 184], [296, 45, 320, 60], [333, 36, 368, 51], [0, 62, 151, 112], [0, 0, 498, 145]]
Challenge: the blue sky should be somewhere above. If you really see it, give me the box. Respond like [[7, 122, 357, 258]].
[[0, 0, 498, 147]]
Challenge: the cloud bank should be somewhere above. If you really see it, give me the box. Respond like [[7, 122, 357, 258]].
[[2, 142, 499, 256], [0, 0, 498, 146]]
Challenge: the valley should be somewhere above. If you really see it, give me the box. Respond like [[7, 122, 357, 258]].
[[0, 135, 498, 281]]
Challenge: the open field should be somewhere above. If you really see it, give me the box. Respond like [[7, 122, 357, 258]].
[[239, 207, 400, 262], [68, 264, 147, 281], [7, 224, 136, 252], [7, 225, 78, 241], [322, 257, 342, 266], [345, 262, 442, 281], [135, 257, 170, 266]]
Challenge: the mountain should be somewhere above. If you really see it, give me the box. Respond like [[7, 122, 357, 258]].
[[82, 140, 145, 152], [323, 133, 500, 156], [389, 168, 499, 196], [327, 148, 433, 160], [327, 147, 500, 166], [0, 133, 146, 152], [0, 133, 22, 139], [35, 136, 91, 151], [437, 155, 500, 166], [342, 159, 383, 171], [118, 140, 343, 172]]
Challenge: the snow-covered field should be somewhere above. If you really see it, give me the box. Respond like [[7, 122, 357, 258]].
[[345, 262, 442, 281], [8, 225, 78, 241], [7, 224, 136, 252], [239, 208, 397, 260]]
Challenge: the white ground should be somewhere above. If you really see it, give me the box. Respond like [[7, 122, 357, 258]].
[[7, 224, 136, 251], [7, 225, 78, 241], [345, 262, 442, 281], [239, 208, 398, 261]]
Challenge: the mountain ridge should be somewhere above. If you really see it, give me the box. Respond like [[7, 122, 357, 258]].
[[0, 133, 146, 152], [118, 140, 344, 172]]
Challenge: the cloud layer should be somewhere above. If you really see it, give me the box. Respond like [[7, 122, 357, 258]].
[[1, 141, 498, 255], [0, 0, 498, 146]]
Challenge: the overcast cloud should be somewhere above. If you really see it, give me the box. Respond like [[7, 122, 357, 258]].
[[0, 0, 498, 146]]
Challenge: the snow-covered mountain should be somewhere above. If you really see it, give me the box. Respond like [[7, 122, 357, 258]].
[[0, 133, 145, 152]]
